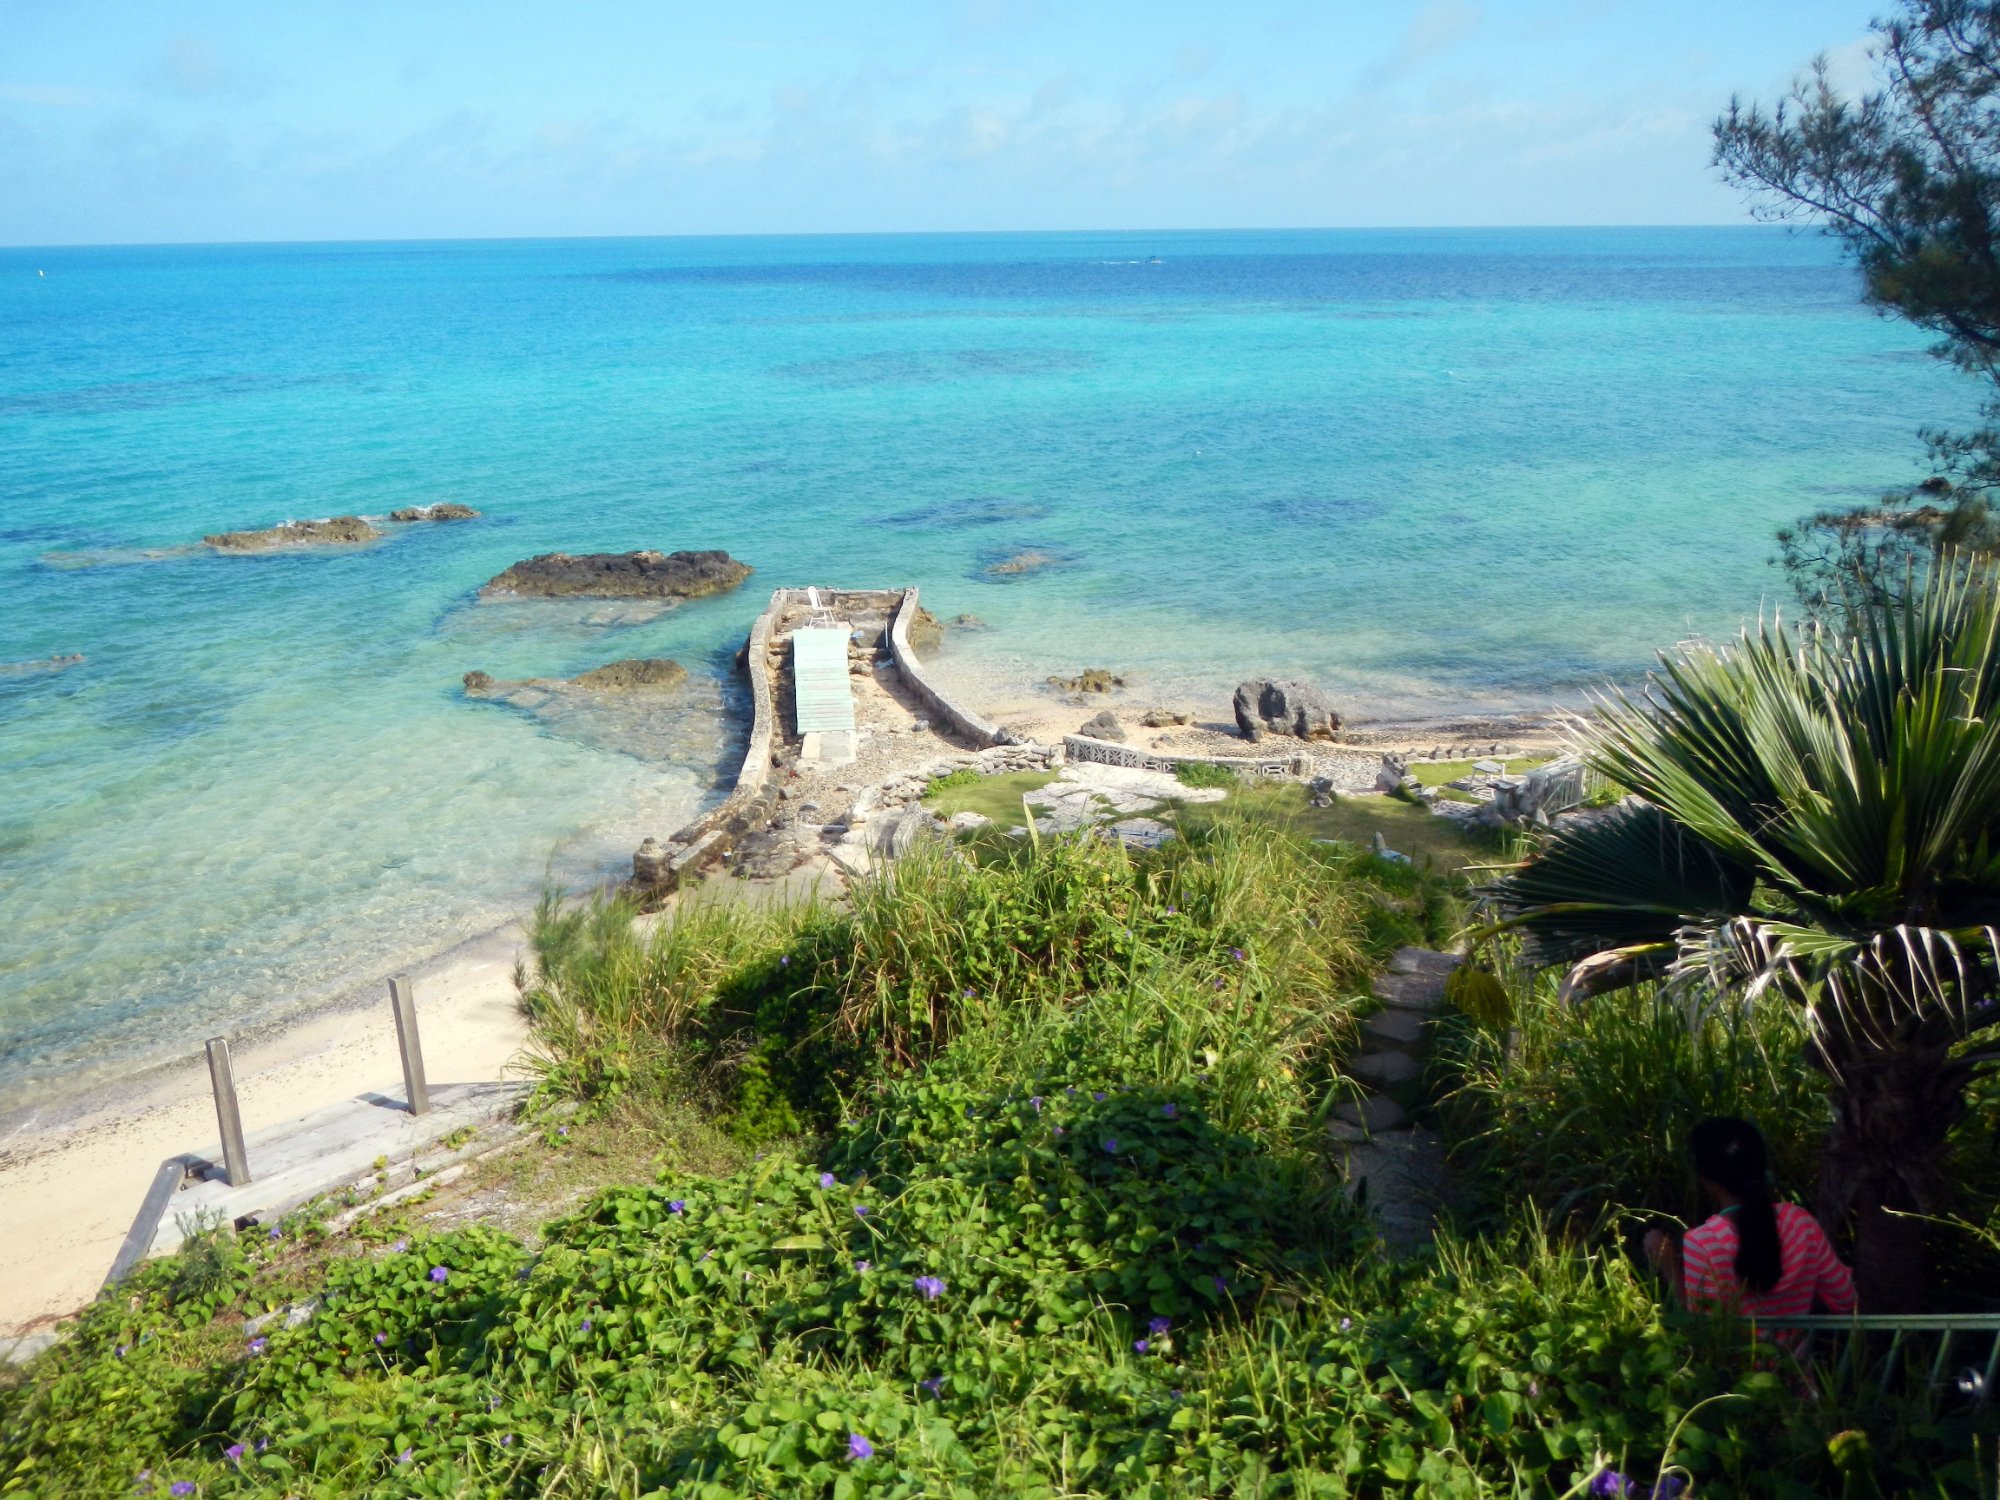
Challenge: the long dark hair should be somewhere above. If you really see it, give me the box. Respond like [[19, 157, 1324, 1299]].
[[1690, 1116, 1782, 1293]]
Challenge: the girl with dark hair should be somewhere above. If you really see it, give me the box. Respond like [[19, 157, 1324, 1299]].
[[1644, 1117, 1856, 1321]]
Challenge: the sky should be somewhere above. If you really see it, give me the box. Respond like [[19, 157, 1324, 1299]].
[[0, 0, 1889, 246]]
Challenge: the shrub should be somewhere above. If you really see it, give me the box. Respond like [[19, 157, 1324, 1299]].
[[924, 766, 982, 796], [1173, 760, 1239, 790]]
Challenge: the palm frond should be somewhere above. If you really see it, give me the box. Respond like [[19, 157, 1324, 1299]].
[[1482, 802, 1757, 967]]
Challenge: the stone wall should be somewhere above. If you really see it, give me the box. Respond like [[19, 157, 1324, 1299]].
[[888, 587, 1013, 747], [1063, 734, 1308, 779]]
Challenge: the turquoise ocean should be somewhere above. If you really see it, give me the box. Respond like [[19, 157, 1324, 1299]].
[[0, 227, 1978, 1106]]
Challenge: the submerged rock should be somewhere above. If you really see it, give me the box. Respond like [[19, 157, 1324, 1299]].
[[0, 652, 85, 676], [569, 658, 690, 692], [481, 550, 752, 600], [1139, 706, 1190, 727], [947, 614, 988, 631], [984, 550, 1059, 578], [389, 503, 480, 522], [1048, 668, 1125, 695], [463, 658, 689, 696], [204, 517, 382, 551], [1232, 678, 1342, 742]]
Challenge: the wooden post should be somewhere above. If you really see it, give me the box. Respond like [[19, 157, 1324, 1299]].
[[388, 974, 430, 1116], [205, 1038, 250, 1187]]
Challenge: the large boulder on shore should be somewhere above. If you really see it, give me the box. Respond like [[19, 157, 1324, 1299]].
[[480, 549, 751, 600], [1078, 709, 1127, 742], [1232, 679, 1342, 742], [205, 517, 382, 551]]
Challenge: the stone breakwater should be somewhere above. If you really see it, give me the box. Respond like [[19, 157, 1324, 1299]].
[[631, 585, 1014, 893]]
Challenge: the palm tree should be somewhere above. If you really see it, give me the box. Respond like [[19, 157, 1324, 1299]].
[[1485, 560, 2000, 1310]]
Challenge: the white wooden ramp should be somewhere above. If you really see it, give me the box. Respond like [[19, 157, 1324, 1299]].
[[793, 626, 856, 765]]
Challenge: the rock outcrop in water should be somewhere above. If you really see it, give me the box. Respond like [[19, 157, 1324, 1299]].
[[463, 658, 689, 696], [1048, 668, 1124, 695], [906, 606, 945, 655], [389, 503, 480, 522], [480, 550, 751, 600], [1232, 678, 1342, 742], [204, 517, 382, 551]]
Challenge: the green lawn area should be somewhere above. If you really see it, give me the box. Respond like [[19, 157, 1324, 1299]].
[[1177, 780, 1498, 871], [921, 768, 1058, 827]]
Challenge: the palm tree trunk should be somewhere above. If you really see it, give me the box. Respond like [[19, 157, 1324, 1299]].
[[1814, 1023, 1970, 1312]]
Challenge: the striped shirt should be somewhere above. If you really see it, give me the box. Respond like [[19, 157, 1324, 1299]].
[[1682, 1202, 1856, 1319]]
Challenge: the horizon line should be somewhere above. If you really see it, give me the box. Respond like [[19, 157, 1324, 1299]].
[[2, 221, 1793, 254]]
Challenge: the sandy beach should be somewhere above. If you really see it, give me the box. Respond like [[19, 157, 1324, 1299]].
[[0, 924, 532, 1340]]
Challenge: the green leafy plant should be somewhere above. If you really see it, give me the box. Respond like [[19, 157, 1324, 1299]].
[[1173, 760, 1240, 790]]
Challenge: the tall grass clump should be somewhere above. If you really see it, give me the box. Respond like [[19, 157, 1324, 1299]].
[[524, 820, 1455, 1142], [1439, 960, 1829, 1230]]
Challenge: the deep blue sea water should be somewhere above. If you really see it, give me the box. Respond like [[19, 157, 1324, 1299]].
[[0, 227, 1978, 1102]]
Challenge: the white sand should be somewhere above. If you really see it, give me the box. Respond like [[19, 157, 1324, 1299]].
[[0, 923, 531, 1338]]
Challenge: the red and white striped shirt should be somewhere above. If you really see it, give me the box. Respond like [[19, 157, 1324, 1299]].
[[1682, 1202, 1856, 1318]]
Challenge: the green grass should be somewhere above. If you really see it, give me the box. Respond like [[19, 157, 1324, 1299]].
[[1177, 781, 1496, 871], [920, 768, 1056, 828], [1404, 755, 1552, 789], [4, 822, 1991, 1498]]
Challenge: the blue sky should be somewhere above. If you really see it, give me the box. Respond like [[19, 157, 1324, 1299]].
[[2, 1, 1884, 245]]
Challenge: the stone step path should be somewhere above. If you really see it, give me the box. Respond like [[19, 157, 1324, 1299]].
[[1331, 945, 1458, 1253]]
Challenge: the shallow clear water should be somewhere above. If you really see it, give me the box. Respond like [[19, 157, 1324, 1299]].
[[0, 227, 1976, 1103]]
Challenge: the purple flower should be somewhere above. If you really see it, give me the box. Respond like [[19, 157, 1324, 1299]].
[[255, 1440, 267, 1453], [1103, 1138, 1118, 1155], [855, 1260, 871, 1273], [1165, 906, 1177, 915], [1053, 1125, 1065, 1136], [557, 1126, 569, 1138], [914, 1274, 946, 1301], [1589, 1473, 1632, 1499], [116, 1344, 129, 1358], [668, 1199, 685, 1214], [580, 1319, 593, 1333], [1211, 1275, 1227, 1295], [962, 988, 975, 998], [488, 1395, 501, 1411], [1527, 1379, 1541, 1399], [920, 1375, 944, 1395], [1066, 1086, 1078, 1095], [1650, 1480, 1686, 1500], [1339, 1317, 1352, 1332], [854, 1204, 870, 1218], [780, 955, 790, 967], [1133, 1339, 1150, 1353], [1029, 1096, 1044, 1111], [391, 1238, 409, 1253], [1149, 1316, 1171, 1335], [848, 1433, 874, 1460], [266, 1227, 282, 1241], [428, 1266, 449, 1284], [397, 1448, 414, 1465], [246, 1336, 267, 1355], [1161, 1103, 1177, 1119], [1092, 1091, 1106, 1101], [170, 1486, 195, 1498], [500, 1435, 513, 1447], [374, 1332, 386, 1345], [1213, 978, 1225, 990], [819, 1172, 837, 1189], [223, 1443, 244, 1463]]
